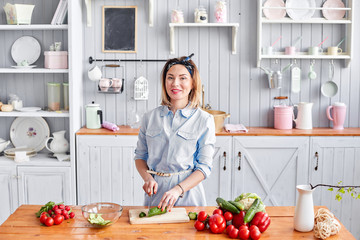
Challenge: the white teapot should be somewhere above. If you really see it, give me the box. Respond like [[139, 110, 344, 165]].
[[45, 130, 69, 154], [0, 138, 10, 152]]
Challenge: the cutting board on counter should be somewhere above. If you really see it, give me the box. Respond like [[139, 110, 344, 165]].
[[129, 208, 189, 224]]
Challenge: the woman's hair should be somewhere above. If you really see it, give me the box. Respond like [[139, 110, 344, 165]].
[[160, 56, 201, 108]]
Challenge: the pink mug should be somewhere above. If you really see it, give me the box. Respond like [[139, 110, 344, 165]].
[[112, 78, 123, 92], [285, 46, 296, 55], [326, 102, 346, 130], [99, 78, 113, 92]]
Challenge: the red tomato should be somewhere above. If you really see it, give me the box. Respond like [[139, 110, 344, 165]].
[[239, 225, 249, 231], [53, 214, 64, 225], [69, 212, 75, 219], [65, 205, 71, 211], [226, 225, 235, 235], [52, 205, 59, 211], [197, 211, 207, 222], [58, 204, 65, 210], [213, 208, 223, 216], [194, 220, 205, 231], [39, 214, 48, 224], [232, 211, 248, 228], [239, 228, 250, 240], [54, 209, 62, 215], [44, 217, 54, 227], [40, 212, 47, 217], [250, 227, 261, 240], [62, 210, 68, 215], [229, 228, 239, 239], [224, 211, 233, 221], [47, 210, 53, 215], [249, 225, 258, 232], [209, 214, 225, 226], [63, 213, 70, 220]]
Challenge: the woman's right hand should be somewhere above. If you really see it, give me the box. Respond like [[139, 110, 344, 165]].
[[143, 176, 158, 196]]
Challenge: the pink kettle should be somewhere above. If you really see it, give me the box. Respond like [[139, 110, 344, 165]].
[[326, 102, 346, 130]]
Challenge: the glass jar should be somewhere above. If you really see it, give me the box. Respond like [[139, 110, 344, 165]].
[[194, 6, 208, 23], [47, 82, 61, 111], [63, 83, 69, 111], [215, 0, 227, 23], [171, 9, 184, 23]]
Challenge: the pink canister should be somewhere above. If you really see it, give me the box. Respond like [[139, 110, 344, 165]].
[[44, 51, 68, 69], [274, 105, 293, 129]]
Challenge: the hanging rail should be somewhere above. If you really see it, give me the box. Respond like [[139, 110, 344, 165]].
[[89, 56, 168, 64]]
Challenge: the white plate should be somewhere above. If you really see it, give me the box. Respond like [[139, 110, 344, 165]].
[[11, 36, 41, 65], [322, 0, 346, 20], [11, 65, 37, 69], [263, 0, 286, 20], [5, 153, 37, 159], [10, 117, 50, 152], [17, 107, 42, 112], [286, 0, 316, 21], [4, 147, 36, 156]]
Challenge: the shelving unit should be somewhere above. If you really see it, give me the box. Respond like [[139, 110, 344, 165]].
[[0, 68, 69, 73], [0, 24, 68, 30], [257, 0, 354, 67], [0, 111, 69, 118], [169, 23, 239, 55]]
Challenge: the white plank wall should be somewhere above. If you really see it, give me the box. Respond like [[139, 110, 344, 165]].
[[82, 0, 360, 128]]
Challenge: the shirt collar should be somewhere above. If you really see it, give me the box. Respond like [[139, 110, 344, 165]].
[[160, 102, 196, 118]]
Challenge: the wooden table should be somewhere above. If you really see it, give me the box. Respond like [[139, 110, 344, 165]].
[[0, 205, 355, 239]]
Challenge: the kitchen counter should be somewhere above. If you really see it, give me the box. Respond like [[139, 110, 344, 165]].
[[0, 205, 355, 239], [76, 126, 360, 136]]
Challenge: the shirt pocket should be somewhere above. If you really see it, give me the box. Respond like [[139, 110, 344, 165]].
[[176, 130, 197, 157], [146, 128, 164, 159]]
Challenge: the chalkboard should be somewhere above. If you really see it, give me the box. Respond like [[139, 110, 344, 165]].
[[102, 6, 137, 53]]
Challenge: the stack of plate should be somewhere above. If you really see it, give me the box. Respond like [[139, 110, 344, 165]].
[[4, 148, 37, 159]]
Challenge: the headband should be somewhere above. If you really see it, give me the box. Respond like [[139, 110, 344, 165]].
[[166, 53, 195, 76]]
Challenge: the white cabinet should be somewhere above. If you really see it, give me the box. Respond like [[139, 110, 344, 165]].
[[76, 135, 142, 206], [310, 137, 360, 238], [0, 166, 17, 224]]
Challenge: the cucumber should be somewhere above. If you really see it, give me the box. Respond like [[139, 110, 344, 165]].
[[216, 197, 240, 214], [229, 200, 245, 211], [188, 212, 197, 220], [243, 198, 260, 223]]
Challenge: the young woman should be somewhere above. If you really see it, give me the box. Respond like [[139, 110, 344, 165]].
[[134, 55, 215, 211]]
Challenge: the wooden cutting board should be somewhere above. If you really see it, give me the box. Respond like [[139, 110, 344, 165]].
[[129, 208, 189, 224]]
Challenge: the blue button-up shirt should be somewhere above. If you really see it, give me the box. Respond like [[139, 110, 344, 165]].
[[134, 104, 216, 206]]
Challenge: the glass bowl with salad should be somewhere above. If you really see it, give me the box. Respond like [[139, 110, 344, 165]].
[[81, 202, 123, 228]]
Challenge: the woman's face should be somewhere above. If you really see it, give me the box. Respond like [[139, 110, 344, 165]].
[[165, 64, 193, 105]]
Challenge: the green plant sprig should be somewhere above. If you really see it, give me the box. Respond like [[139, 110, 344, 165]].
[[310, 182, 360, 201]]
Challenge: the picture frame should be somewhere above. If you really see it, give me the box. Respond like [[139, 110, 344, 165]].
[[102, 6, 137, 53]]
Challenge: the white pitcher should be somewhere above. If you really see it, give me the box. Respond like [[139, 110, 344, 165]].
[[294, 102, 313, 129], [45, 130, 69, 154], [294, 184, 314, 232]]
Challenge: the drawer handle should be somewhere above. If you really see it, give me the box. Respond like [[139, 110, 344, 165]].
[[315, 152, 319, 171], [223, 151, 227, 171], [238, 152, 241, 171]]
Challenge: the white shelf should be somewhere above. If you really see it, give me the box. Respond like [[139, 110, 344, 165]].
[[261, 17, 351, 24], [0, 24, 68, 30], [169, 23, 239, 55], [0, 153, 70, 166], [0, 111, 69, 118], [0, 68, 69, 73], [261, 52, 351, 60]]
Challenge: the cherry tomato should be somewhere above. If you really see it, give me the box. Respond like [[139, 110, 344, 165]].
[[54, 209, 62, 215], [69, 212, 75, 218], [40, 212, 47, 217], [65, 205, 71, 211], [53, 215, 64, 225], [226, 225, 235, 235], [250, 226, 261, 240], [213, 208, 223, 216], [47, 210, 53, 215], [197, 211, 208, 222], [52, 205, 59, 211], [239, 225, 249, 231], [44, 217, 54, 227], [239, 228, 250, 240], [62, 210, 68, 215], [58, 204, 65, 210], [194, 220, 205, 231], [229, 228, 239, 239], [40, 214, 48, 224], [63, 213, 70, 220], [224, 211, 233, 221]]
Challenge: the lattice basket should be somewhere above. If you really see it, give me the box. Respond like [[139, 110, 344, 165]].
[[134, 76, 149, 100]]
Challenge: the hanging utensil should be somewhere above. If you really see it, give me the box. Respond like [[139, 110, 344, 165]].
[[291, 63, 301, 93], [308, 61, 317, 80], [321, 60, 338, 98]]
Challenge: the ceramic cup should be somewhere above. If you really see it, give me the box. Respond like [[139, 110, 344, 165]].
[[112, 78, 123, 92], [99, 78, 113, 92], [262, 46, 273, 55], [285, 46, 296, 55], [308, 46, 323, 55], [88, 65, 102, 81], [327, 46, 342, 55], [18, 60, 29, 66]]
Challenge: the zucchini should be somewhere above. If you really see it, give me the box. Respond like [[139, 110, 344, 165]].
[[244, 198, 260, 223], [229, 200, 245, 211], [216, 197, 240, 214], [188, 212, 197, 220]]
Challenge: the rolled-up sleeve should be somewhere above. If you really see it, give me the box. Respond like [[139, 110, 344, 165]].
[[194, 115, 216, 179], [134, 114, 149, 161]]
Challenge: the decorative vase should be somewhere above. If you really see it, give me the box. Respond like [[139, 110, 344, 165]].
[[294, 184, 314, 232]]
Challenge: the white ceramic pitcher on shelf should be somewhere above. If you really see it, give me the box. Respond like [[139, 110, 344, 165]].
[[45, 130, 69, 154], [294, 102, 313, 129], [294, 184, 315, 232]]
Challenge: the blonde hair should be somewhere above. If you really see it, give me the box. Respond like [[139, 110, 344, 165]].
[[160, 56, 201, 108]]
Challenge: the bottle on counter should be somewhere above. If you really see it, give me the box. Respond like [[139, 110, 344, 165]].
[[194, 6, 208, 23], [215, 0, 227, 23], [171, 9, 184, 23]]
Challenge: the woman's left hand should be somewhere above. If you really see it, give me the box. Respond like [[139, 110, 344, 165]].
[[158, 187, 182, 212]]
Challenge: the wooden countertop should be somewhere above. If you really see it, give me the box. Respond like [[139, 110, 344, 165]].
[[0, 205, 355, 239], [76, 126, 360, 136]]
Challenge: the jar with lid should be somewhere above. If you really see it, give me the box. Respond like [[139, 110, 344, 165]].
[[47, 82, 61, 111], [215, 0, 227, 23], [171, 9, 184, 23], [194, 6, 208, 23], [63, 83, 69, 111]]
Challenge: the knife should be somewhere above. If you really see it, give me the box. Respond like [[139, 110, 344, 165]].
[[148, 188, 152, 211]]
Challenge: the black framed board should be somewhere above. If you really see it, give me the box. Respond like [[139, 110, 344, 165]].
[[102, 6, 137, 53]]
